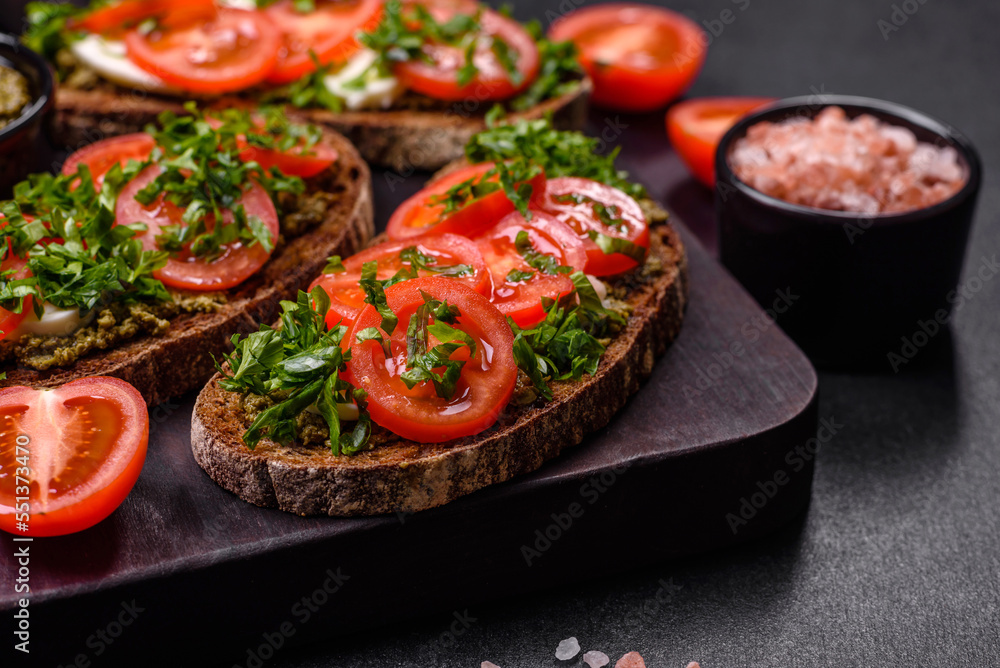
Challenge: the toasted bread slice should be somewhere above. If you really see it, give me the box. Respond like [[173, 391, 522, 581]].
[[190, 222, 688, 516], [52, 79, 592, 171], [0, 129, 374, 406]]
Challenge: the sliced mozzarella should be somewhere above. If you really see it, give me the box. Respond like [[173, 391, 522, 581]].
[[324, 50, 404, 111], [586, 274, 608, 301], [8, 303, 94, 339], [71, 34, 180, 94], [305, 401, 361, 423]]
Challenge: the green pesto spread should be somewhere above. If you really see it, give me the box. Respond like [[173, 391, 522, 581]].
[[2, 291, 226, 371], [0, 66, 31, 130]]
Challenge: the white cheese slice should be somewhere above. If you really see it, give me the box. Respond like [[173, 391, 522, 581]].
[[71, 34, 181, 94], [6, 303, 94, 340], [305, 401, 361, 423], [324, 49, 404, 111]]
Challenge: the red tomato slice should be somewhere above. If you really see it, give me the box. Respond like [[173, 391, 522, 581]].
[[666, 96, 776, 187], [549, 4, 707, 112], [265, 0, 383, 84], [395, 6, 539, 101], [475, 210, 587, 328], [310, 234, 490, 331], [387, 162, 546, 241], [238, 132, 339, 179], [537, 177, 649, 277], [61, 133, 155, 187], [72, 0, 217, 35], [124, 8, 282, 94], [205, 114, 338, 178], [0, 377, 148, 537], [0, 241, 32, 341], [346, 276, 516, 443], [116, 165, 279, 290]]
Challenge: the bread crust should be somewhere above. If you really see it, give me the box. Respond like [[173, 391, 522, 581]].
[[0, 129, 374, 406], [52, 79, 592, 171], [190, 223, 688, 516]]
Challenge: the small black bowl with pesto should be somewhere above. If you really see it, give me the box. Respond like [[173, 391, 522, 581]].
[[0, 32, 55, 199]]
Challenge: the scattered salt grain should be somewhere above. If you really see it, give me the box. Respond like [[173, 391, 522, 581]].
[[729, 106, 966, 214], [583, 650, 610, 667], [686, 663, 702, 668], [556, 637, 581, 661], [481, 662, 501, 668], [614, 651, 646, 668]]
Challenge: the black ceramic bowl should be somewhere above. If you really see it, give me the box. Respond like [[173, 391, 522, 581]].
[[0, 33, 55, 199], [715, 95, 981, 367]]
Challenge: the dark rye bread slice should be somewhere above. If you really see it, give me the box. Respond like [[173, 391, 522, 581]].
[[190, 222, 688, 516], [52, 78, 592, 171], [0, 129, 374, 407]]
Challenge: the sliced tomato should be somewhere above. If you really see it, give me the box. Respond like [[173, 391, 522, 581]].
[[475, 210, 587, 328], [0, 377, 148, 537], [72, 0, 217, 35], [538, 177, 649, 277], [346, 276, 516, 443], [265, 0, 383, 85], [0, 241, 32, 341], [549, 4, 707, 112], [387, 163, 546, 241], [667, 97, 776, 187], [310, 234, 490, 331], [124, 8, 282, 94], [238, 131, 339, 179], [116, 165, 279, 290], [61, 133, 156, 188], [395, 6, 539, 101]]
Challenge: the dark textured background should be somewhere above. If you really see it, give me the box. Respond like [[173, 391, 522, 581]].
[[5, 0, 1000, 666]]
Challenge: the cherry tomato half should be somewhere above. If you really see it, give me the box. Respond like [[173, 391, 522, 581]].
[[61, 132, 156, 187], [0, 377, 148, 537], [538, 176, 649, 277], [395, 5, 539, 102], [666, 96, 776, 187], [475, 210, 587, 328], [310, 234, 490, 330], [124, 8, 282, 94], [346, 276, 517, 443], [549, 4, 707, 112], [116, 165, 279, 291], [387, 162, 546, 241], [264, 0, 383, 85]]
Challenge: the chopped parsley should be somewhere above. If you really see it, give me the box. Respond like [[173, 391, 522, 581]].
[[399, 291, 477, 401], [136, 104, 306, 262], [356, 0, 520, 89], [513, 230, 572, 276], [22, 1, 82, 61], [510, 272, 625, 402], [468, 111, 647, 203], [508, 24, 583, 111], [216, 287, 371, 454], [0, 163, 170, 319]]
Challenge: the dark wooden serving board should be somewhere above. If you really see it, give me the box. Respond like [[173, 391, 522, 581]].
[[1, 125, 818, 666]]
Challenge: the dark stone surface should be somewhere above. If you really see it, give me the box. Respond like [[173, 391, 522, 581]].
[[291, 1, 1000, 666], [3, 0, 998, 665]]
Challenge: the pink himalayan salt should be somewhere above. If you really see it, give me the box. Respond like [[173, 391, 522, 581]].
[[614, 651, 646, 668], [729, 105, 965, 214]]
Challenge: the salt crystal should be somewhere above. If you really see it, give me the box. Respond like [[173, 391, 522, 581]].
[[613, 652, 646, 668], [583, 650, 610, 668], [686, 663, 702, 668], [481, 662, 501, 668], [729, 105, 966, 214], [555, 637, 581, 661]]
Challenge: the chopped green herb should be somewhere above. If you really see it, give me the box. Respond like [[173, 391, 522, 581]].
[[505, 268, 535, 283], [399, 291, 476, 401], [509, 28, 583, 111], [514, 230, 571, 275], [587, 230, 647, 263]]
